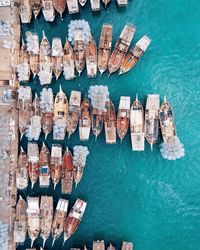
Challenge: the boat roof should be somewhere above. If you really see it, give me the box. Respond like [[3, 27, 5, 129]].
[[52, 38, 64, 57], [93, 241, 105, 250], [57, 198, 69, 212], [131, 133, 145, 151], [121, 242, 133, 250], [74, 29, 84, 41], [119, 96, 130, 109], [27, 197, 39, 210], [69, 91, 81, 106], [51, 144, 62, 158], [120, 24, 136, 44], [18, 86, 32, 100], [27, 143, 39, 162], [136, 35, 151, 51], [146, 94, 160, 110]]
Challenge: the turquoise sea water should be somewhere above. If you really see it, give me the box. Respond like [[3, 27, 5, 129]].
[[18, 0, 200, 249]]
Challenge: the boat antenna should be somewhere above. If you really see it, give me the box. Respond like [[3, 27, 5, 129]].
[[53, 182, 57, 190], [120, 138, 123, 144], [95, 134, 98, 142], [30, 238, 34, 248], [150, 143, 153, 152], [59, 84, 62, 92], [136, 93, 138, 102], [164, 95, 167, 103], [20, 133, 24, 141], [42, 238, 46, 248], [20, 146, 24, 152], [68, 133, 71, 139], [45, 133, 48, 140], [66, 146, 68, 152], [52, 238, 56, 247], [42, 30, 46, 39], [31, 181, 35, 189]]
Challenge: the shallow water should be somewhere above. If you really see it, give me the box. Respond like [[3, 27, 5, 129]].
[[18, 0, 200, 249]]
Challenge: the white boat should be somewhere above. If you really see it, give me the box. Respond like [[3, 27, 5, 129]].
[[52, 37, 64, 80], [42, 0, 55, 22], [66, 0, 79, 14], [116, 0, 128, 6], [90, 0, 100, 11], [63, 39, 75, 80]]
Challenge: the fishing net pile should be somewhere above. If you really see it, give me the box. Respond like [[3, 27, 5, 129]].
[[16, 62, 30, 82], [73, 146, 89, 168], [0, 20, 11, 37], [52, 38, 64, 56], [38, 63, 52, 85], [68, 19, 91, 45], [160, 136, 185, 160], [63, 61, 75, 80], [0, 221, 9, 250], [53, 120, 66, 140], [88, 85, 110, 111], [26, 116, 41, 141], [25, 32, 39, 55], [40, 88, 54, 112], [17, 86, 32, 101]]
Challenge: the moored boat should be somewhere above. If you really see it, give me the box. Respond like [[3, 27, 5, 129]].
[[145, 94, 160, 151], [98, 24, 113, 75], [53, 0, 66, 17], [52, 198, 69, 246], [31, 0, 42, 18], [117, 0, 128, 6], [90, 0, 100, 11], [51, 144, 62, 189], [66, 0, 79, 14], [17, 41, 31, 82], [14, 196, 27, 244], [108, 24, 135, 75], [119, 35, 151, 75], [91, 107, 104, 140], [63, 39, 75, 80], [86, 36, 97, 78], [40, 196, 53, 247], [42, 0, 55, 22], [79, 98, 91, 141], [16, 147, 29, 190], [104, 100, 116, 144], [52, 37, 64, 79], [107, 243, 115, 250], [62, 147, 73, 194], [130, 94, 145, 151], [20, 0, 32, 23], [28, 142, 40, 188], [79, 0, 87, 6], [27, 197, 40, 247], [117, 96, 130, 143], [93, 240, 105, 250], [101, 0, 110, 7], [63, 199, 87, 243], [39, 143, 50, 188], [66, 91, 81, 138], [74, 29, 86, 75], [121, 242, 133, 250]]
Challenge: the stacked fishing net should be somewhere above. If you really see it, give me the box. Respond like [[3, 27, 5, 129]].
[[25, 32, 39, 55], [53, 120, 66, 140], [160, 136, 185, 160], [0, 221, 9, 250], [40, 88, 54, 112], [68, 19, 91, 45], [88, 85, 110, 111], [0, 20, 11, 37], [63, 62, 75, 80], [16, 62, 30, 82], [17, 86, 32, 100], [73, 146, 89, 168], [38, 63, 52, 85], [26, 116, 41, 141]]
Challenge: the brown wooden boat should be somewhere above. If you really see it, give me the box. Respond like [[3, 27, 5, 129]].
[[39, 143, 50, 188], [79, 98, 91, 141], [20, 0, 32, 23], [19, 40, 31, 82], [63, 199, 87, 243], [16, 147, 29, 190], [104, 100, 116, 144], [28, 142, 40, 188], [86, 37, 97, 78], [42, 0, 55, 22], [52, 37, 64, 80], [62, 147, 73, 194], [108, 24, 135, 75], [74, 29, 85, 76], [51, 144, 62, 190], [53, 0, 66, 17], [119, 35, 151, 75], [117, 96, 130, 143], [98, 24, 113, 75], [91, 107, 104, 141], [31, 0, 42, 18], [63, 39, 75, 80]]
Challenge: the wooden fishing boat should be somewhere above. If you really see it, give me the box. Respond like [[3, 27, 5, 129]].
[[93, 241, 105, 250], [159, 96, 176, 144], [63, 39, 75, 80], [130, 94, 145, 151], [117, 96, 130, 143], [28, 142, 40, 188], [104, 100, 116, 144], [53, 0, 66, 17], [16, 147, 29, 190], [145, 94, 160, 151], [63, 199, 87, 243], [79, 98, 91, 141], [51, 144, 62, 190], [119, 35, 151, 75], [62, 147, 73, 194], [107, 243, 115, 250], [40, 88, 54, 139], [98, 24, 112, 75], [31, 0, 42, 18], [74, 29, 85, 75], [66, 0, 79, 14], [40, 196, 53, 248], [39, 31, 52, 85], [86, 37, 97, 78], [42, 0, 55, 22], [102, 0, 110, 7], [52, 198, 69, 246], [53, 85, 68, 140], [39, 143, 50, 188], [52, 37, 64, 80], [108, 24, 135, 75], [66, 91, 81, 138], [18, 40, 31, 82], [17, 86, 32, 140], [79, 0, 87, 6], [90, 0, 100, 11], [20, 0, 32, 23], [14, 196, 27, 243], [91, 107, 104, 140], [121, 242, 133, 250], [27, 197, 40, 247]]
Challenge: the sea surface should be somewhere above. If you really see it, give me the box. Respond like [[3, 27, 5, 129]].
[[18, 0, 200, 249]]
